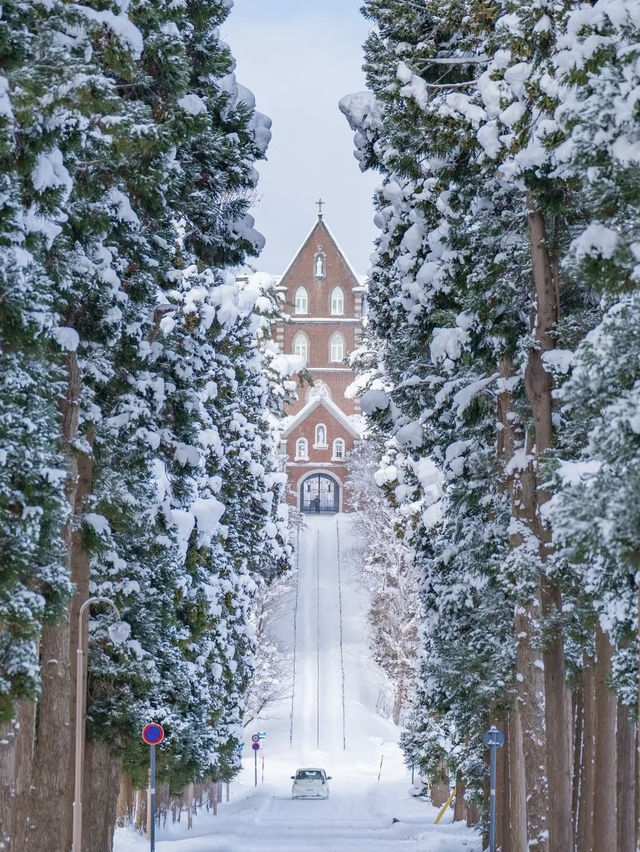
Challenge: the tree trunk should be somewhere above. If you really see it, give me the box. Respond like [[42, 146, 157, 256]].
[[0, 701, 36, 852], [26, 619, 73, 852], [572, 685, 584, 839], [525, 195, 570, 852], [617, 703, 636, 852], [524, 197, 555, 454], [497, 720, 510, 852], [392, 679, 406, 726], [187, 783, 194, 830], [578, 661, 595, 852], [541, 579, 572, 852], [509, 705, 528, 852], [0, 719, 15, 852], [116, 773, 134, 828], [637, 577, 640, 852], [515, 595, 548, 851], [497, 356, 548, 851], [26, 353, 94, 852], [453, 773, 466, 823], [593, 626, 617, 852], [82, 740, 122, 852], [134, 786, 147, 834], [466, 802, 480, 828]]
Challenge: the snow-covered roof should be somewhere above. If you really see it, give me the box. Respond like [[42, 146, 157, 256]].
[[320, 218, 363, 286], [282, 394, 362, 440], [277, 216, 362, 288]]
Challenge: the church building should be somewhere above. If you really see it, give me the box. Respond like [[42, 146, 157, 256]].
[[274, 204, 365, 513]]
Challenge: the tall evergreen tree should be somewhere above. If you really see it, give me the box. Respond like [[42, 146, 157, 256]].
[[0, 2, 289, 850], [341, 1, 617, 848]]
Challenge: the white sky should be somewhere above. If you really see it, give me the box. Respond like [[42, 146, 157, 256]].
[[223, 0, 380, 277]]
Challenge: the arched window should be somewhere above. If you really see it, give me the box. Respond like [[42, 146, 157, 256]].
[[295, 437, 308, 459], [293, 332, 309, 364], [294, 286, 308, 315], [314, 251, 326, 279], [332, 438, 345, 460], [329, 332, 345, 362], [315, 424, 327, 447], [330, 286, 344, 316]]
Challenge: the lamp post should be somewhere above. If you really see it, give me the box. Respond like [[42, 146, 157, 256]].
[[483, 726, 505, 852], [72, 596, 122, 852]]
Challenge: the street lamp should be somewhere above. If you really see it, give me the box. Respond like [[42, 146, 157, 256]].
[[72, 596, 128, 852]]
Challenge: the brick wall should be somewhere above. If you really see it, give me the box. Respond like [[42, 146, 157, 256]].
[[274, 216, 364, 512]]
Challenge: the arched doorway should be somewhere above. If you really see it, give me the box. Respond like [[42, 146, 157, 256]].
[[300, 473, 339, 514]]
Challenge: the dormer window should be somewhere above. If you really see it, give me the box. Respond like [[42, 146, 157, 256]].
[[313, 250, 326, 279], [330, 286, 344, 316], [329, 332, 345, 362], [293, 332, 309, 365], [294, 285, 308, 314]]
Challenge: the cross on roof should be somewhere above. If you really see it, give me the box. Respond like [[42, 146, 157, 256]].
[[316, 198, 324, 217]]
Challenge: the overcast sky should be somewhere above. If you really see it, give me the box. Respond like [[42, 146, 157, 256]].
[[223, 0, 379, 276]]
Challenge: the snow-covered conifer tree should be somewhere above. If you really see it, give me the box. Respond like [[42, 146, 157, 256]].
[[341, 1, 614, 847], [546, 5, 640, 848], [0, 3, 289, 850]]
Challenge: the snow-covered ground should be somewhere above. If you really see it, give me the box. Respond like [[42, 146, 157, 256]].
[[114, 514, 480, 851]]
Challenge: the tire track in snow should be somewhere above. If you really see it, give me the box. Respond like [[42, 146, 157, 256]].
[[336, 516, 347, 751], [289, 523, 301, 748], [316, 529, 321, 750], [290, 519, 344, 753]]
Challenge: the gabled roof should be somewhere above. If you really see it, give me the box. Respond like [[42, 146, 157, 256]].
[[282, 394, 362, 440], [278, 215, 361, 288]]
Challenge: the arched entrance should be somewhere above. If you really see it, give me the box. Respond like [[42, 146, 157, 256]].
[[300, 473, 339, 514]]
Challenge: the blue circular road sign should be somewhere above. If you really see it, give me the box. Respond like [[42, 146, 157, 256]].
[[142, 723, 165, 745], [251, 742, 260, 751]]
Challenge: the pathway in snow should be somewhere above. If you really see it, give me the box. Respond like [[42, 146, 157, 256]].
[[114, 515, 480, 852]]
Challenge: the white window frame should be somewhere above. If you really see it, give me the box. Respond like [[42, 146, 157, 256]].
[[295, 437, 309, 460], [314, 423, 328, 449], [332, 438, 345, 461], [330, 286, 344, 316], [294, 285, 308, 315], [293, 332, 309, 365], [329, 332, 345, 363]]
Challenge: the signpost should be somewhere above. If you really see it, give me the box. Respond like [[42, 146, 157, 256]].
[[250, 732, 265, 787], [142, 723, 165, 852], [483, 726, 505, 852], [252, 741, 260, 787]]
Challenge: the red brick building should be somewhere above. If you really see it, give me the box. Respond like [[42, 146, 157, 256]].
[[274, 209, 364, 513]]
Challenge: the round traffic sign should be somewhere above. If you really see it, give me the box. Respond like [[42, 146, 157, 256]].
[[251, 742, 260, 751], [251, 734, 260, 743], [142, 723, 165, 745]]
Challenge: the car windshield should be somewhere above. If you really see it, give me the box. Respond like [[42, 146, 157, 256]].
[[296, 770, 323, 780]]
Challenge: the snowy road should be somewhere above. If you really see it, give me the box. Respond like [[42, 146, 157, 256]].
[[290, 522, 346, 753], [115, 515, 480, 852]]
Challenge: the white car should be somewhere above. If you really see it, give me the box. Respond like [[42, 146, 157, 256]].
[[291, 767, 331, 799]]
